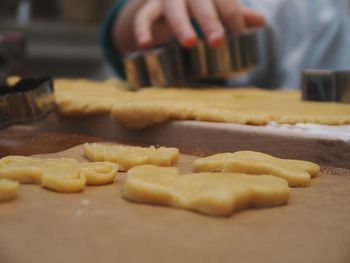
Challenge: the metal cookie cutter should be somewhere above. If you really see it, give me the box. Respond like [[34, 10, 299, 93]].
[[0, 76, 55, 129], [302, 70, 350, 103], [124, 29, 260, 89]]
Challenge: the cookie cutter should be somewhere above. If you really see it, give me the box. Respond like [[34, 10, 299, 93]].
[[302, 70, 350, 103], [124, 29, 259, 89], [0, 76, 55, 129]]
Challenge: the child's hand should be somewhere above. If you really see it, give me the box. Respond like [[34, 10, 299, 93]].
[[134, 0, 265, 48]]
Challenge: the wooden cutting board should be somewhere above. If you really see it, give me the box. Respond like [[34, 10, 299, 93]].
[[30, 112, 350, 169], [0, 143, 350, 263]]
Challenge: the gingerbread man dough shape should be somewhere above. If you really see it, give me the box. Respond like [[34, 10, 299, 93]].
[[0, 156, 118, 193]]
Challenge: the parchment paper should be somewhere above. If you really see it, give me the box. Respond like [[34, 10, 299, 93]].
[[0, 144, 349, 263]]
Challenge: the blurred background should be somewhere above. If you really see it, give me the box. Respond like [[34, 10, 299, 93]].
[[0, 0, 116, 82]]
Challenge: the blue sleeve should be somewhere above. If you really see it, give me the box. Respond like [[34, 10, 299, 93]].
[[100, 0, 129, 79]]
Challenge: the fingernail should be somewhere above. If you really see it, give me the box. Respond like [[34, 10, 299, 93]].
[[208, 31, 224, 47], [139, 42, 151, 48], [180, 34, 197, 48], [138, 35, 151, 48]]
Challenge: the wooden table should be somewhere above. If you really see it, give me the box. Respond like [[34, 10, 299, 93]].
[[0, 124, 103, 157], [1, 116, 350, 263]]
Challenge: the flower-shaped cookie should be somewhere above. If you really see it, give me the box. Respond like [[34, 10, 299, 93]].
[[0, 179, 19, 202], [84, 143, 179, 171], [123, 165, 290, 217], [193, 151, 320, 187]]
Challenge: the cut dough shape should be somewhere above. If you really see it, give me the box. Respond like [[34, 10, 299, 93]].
[[84, 143, 179, 171], [0, 156, 118, 193], [193, 153, 236, 173], [123, 165, 290, 217], [0, 179, 19, 202], [193, 151, 320, 187]]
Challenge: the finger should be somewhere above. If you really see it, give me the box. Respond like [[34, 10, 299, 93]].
[[134, 0, 162, 47], [163, 0, 197, 47], [188, 0, 225, 47], [216, 0, 246, 32], [242, 7, 266, 28]]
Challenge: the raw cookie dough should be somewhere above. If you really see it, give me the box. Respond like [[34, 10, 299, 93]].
[[54, 78, 130, 115], [123, 165, 290, 217], [84, 143, 179, 171], [0, 179, 19, 202], [110, 88, 350, 129], [193, 151, 320, 187], [0, 156, 118, 193], [6, 75, 21, 86], [54, 79, 350, 129]]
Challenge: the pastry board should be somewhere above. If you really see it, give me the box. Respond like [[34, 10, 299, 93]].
[[0, 143, 350, 263], [34, 112, 350, 169]]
